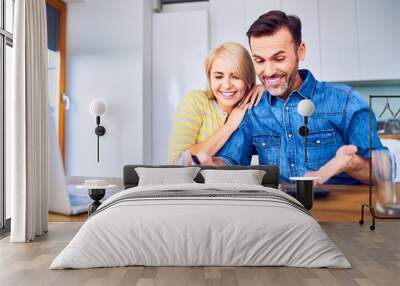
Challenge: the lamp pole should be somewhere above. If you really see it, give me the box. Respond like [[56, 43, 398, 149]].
[[90, 97, 107, 163]]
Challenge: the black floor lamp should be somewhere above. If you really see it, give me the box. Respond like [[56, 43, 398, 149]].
[[89, 98, 107, 162]]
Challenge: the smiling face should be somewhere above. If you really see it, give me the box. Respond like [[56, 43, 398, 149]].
[[209, 57, 247, 113], [250, 27, 305, 100]]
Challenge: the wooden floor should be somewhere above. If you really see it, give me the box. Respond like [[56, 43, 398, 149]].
[[49, 212, 88, 222], [9, 184, 398, 285], [1, 222, 400, 286]]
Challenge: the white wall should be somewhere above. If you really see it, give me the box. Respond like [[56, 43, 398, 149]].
[[65, 0, 152, 177]]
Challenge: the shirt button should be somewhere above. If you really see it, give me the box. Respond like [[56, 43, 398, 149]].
[[316, 140, 321, 144], [288, 134, 292, 138], [262, 142, 266, 146], [290, 163, 295, 167], [285, 107, 290, 111]]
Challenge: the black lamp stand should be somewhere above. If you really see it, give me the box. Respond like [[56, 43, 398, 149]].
[[88, 188, 105, 216], [95, 115, 106, 162], [299, 116, 310, 163]]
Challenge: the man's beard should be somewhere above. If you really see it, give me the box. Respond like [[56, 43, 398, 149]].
[[262, 62, 299, 98]]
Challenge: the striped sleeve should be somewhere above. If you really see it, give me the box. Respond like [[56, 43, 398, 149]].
[[167, 91, 206, 164]]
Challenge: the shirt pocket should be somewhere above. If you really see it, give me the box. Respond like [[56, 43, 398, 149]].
[[303, 129, 336, 170], [253, 134, 281, 165]]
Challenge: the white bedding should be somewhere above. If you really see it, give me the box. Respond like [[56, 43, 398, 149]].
[[50, 183, 350, 269]]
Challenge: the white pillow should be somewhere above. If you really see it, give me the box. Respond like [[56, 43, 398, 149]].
[[135, 167, 200, 186], [200, 169, 266, 185]]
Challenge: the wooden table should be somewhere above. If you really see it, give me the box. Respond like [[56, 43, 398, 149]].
[[50, 184, 383, 223], [280, 184, 371, 222]]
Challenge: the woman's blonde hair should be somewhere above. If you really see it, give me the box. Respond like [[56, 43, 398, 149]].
[[204, 42, 256, 100]]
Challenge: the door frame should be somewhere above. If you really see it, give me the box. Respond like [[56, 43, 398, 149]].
[[46, 0, 66, 161]]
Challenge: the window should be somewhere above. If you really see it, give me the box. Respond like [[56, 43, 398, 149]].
[[0, 0, 13, 234]]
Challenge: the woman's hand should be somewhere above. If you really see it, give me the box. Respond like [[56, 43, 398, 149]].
[[225, 84, 264, 131], [240, 84, 265, 109], [225, 101, 251, 131]]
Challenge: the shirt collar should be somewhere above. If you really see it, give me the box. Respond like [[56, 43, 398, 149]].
[[266, 69, 317, 104]]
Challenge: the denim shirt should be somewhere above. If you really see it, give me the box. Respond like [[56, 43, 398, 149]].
[[217, 70, 384, 184]]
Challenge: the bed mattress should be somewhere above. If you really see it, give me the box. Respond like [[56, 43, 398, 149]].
[[50, 183, 350, 269]]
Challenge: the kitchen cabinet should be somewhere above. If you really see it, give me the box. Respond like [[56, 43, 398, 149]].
[[356, 0, 400, 81], [152, 10, 209, 163], [245, 0, 280, 29], [281, 0, 321, 80], [319, 0, 359, 82], [209, 0, 400, 82], [209, 0, 247, 47]]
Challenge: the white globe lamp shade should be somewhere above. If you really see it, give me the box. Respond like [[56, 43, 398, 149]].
[[297, 99, 315, 117], [89, 98, 107, 116]]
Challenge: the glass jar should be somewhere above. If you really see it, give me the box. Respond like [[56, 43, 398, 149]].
[[372, 149, 400, 216]]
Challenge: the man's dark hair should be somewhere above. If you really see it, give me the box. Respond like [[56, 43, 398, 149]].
[[247, 10, 302, 47]]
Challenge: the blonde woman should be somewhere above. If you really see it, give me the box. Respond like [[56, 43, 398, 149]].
[[168, 42, 264, 165]]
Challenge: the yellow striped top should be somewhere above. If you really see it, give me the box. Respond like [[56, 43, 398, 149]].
[[168, 90, 228, 164]]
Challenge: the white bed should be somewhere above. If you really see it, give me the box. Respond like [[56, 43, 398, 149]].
[[50, 183, 350, 269]]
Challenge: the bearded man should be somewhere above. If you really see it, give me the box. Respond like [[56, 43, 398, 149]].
[[212, 10, 384, 184]]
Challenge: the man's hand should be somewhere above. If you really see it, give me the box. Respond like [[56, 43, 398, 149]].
[[334, 145, 359, 172], [304, 144, 363, 185]]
